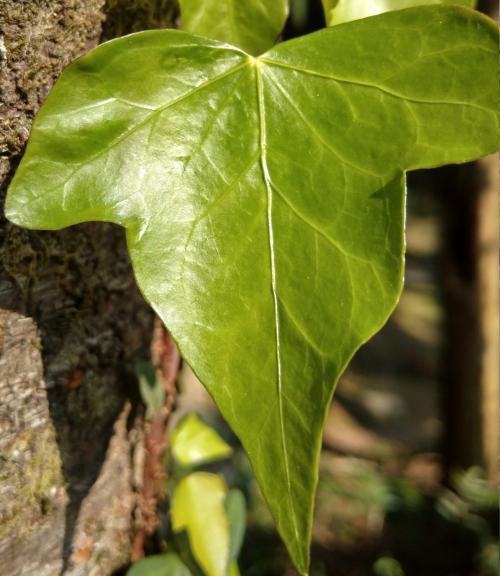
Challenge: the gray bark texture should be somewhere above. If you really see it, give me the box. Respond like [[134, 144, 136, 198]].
[[0, 1, 175, 574]]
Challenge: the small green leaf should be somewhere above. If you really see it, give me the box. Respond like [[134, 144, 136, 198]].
[[171, 414, 233, 467], [136, 362, 165, 418], [5, 7, 497, 574], [126, 553, 192, 576], [178, 0, 289, 55], [323, 0, 477, 26], [172, 473, 231, 576], [373, 557, 405, 576], [225, 489, 246, 562]]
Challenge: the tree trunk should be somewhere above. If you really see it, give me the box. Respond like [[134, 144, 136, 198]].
[[439, 156, 498, 485], [0, 2, 175, 574], [439, 1, 498, 486], [476, 155, 499, 485]]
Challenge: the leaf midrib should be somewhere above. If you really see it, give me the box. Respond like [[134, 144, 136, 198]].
[[255, 60, 301, 556]]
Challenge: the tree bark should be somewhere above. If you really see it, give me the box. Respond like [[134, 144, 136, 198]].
[[0, 1, 174, 574], [439, 1, 498, 486], [439, 155, 498, 486], [476, 155, 499, 485]]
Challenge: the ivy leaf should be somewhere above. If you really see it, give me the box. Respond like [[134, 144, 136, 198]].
[[172, 473, 231, 576], [171, 413, 233, 467], [126, 553, 192, 576], [5, 6, 497, 574], [322, 0, 477, 26], [178, 0, 289, 55]]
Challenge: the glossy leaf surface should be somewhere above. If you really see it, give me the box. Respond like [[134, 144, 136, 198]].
[[5, 7, 497, 574], [172, 473, 231, 576], [178, 0, 288, 55], [322, 0, 476, 26], [171, 413, 233, 466], [126, 553, 192, 576]]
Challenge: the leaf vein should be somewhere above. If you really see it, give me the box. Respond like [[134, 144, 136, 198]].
[[264, 70, 382, 179], [256, 62, 301, 551], [276, 295, 329, 358], [260, 58, 492, 115]]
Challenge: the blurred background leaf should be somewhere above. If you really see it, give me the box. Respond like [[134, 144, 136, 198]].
[[225, 489, 247, 563], [171, 414, 233, 468], [172, 472, 232, 576], [373, 556, 405, 576], [323, 0, 478, 26], [136, 362, 165, 419], [126, 553, 192, 576]]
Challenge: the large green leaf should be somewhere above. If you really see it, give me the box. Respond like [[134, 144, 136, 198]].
[[178, 0, 289, 55], [171, 413, 233, 467], [172, 472, 232, 576], [5, 6, 497, 574], [322, 0, 477, 26]]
